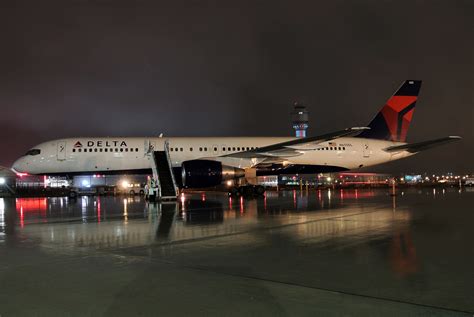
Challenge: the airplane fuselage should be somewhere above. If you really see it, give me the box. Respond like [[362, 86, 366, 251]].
[[12, 136, 413, 176]]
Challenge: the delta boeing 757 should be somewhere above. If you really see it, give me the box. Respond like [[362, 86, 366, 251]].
[[12, 80, 460, 190]]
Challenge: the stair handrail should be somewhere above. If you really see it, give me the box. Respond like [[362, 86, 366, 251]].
[[150, 148, 163, 198], [163, 139, 179, 197]]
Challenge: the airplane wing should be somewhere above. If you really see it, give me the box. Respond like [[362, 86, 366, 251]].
[[222, 127, 369, 159], [384, 136, 461, 153]]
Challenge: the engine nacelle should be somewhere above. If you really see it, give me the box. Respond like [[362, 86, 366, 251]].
[[181, 160, 245, 188]]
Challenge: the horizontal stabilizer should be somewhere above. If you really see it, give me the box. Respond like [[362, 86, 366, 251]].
[[384, 136, 461, 153]]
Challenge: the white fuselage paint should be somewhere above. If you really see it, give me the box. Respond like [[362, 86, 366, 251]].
[[12, 136, 414, 175]]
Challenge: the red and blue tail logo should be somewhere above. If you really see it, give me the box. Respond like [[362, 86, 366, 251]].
[[358, 80, 422, 142]]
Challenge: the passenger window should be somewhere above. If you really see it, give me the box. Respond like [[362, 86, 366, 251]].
[[78, 149, 82, 152], [246, 147, 250, 151], [222, 147, 226, 152], [199, 147, 202, 151], [343, 147, 346, 150], [325, 147, 329, 150], [204, 147, 208, 151], [115, 148, 118, 152], [94, 148, 98, 152], [104, 148, 108, 152], [89, 148, 93, 152], [214, 147, 217, 152], [237, 147, 240, 151], [190, 147, 193, 151], [100, 149, 103, 152], [120, 148, 123, 152], [125, 148, 128, 152], [232, 147, 236, 151], [72, 149, 76, 153], [170, 148, 173, 152], [228, 147, 231, 151], [180, 148, 183, 152], [135, 148, 138, 152]]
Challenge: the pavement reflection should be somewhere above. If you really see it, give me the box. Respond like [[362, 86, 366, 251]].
[[2, 189, 416, 264]]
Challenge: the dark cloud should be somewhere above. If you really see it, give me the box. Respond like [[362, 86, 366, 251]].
[[0, 0, 472, 172]]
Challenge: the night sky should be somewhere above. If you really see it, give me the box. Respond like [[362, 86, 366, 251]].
[[1, 1, 472, 173]]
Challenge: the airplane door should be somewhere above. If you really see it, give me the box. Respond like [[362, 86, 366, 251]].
[[57, 141, 66, 161], [363, 143, 370, 158], [145, 140, 156, 153]]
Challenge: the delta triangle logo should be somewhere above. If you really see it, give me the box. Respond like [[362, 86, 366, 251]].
[[74, 141, 83, 148]]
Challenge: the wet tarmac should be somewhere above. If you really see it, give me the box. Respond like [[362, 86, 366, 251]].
[[1, 188, 473, 316]]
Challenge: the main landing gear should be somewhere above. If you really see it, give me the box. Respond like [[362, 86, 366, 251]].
[[228, 185, 265, 197]]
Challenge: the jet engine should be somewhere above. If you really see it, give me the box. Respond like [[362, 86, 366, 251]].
[[181, 160, 245, 188]]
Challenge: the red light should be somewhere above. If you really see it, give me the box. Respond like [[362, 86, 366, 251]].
[[97, 197, 101, 223], [16, 198, 47, 213], [20, 207, 24, 228], [15, 172, 29, 177], [16, 198, 47, 225], [293, 190, 297, 208]]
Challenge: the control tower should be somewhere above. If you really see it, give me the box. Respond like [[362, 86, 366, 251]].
[[291, 102, 309, 138]]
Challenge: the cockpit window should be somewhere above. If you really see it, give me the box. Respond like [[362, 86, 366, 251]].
[[25, 149, 41, 156]]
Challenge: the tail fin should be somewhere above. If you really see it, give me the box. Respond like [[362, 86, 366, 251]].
[[358, 80, 422, 142]]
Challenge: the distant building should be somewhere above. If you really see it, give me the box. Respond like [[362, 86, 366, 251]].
[[291, 102, 309, 138]]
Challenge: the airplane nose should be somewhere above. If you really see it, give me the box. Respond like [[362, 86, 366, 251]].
[[12, 158, 26, 174]]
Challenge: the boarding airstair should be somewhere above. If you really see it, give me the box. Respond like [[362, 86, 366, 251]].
[[149, 141, 178, 200]]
